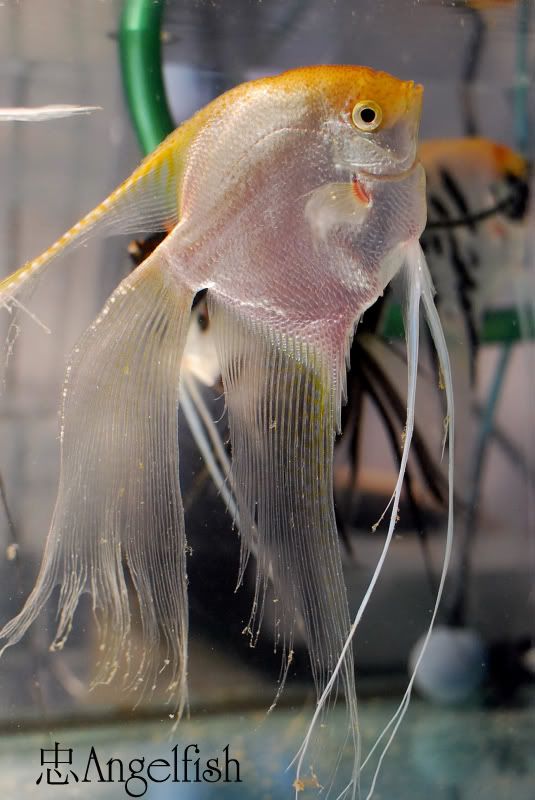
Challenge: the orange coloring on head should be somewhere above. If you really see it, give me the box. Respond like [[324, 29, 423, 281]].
[[492, 142, 528, 179], [241, 65, 423, 131]]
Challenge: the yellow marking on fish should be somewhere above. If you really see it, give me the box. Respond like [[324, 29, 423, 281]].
[[0, 111, 207, 302], [257, 65, 422, 129], [491, 141, 528, 179]]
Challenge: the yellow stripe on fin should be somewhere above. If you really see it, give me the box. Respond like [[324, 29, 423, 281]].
[[0, 113, 205, 310]]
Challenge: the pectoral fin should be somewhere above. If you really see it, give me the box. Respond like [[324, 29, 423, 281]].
[[305, 181, 370, 244]]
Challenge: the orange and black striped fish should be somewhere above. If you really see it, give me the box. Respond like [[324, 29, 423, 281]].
[[420, 137, 530, 373]]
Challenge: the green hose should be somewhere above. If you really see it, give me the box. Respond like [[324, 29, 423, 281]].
[[119, 0, 174, 155]]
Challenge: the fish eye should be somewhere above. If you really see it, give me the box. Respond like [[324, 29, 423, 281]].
[[351, 101, 383, 132]]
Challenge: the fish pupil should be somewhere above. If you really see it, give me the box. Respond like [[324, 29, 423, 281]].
[[359, 106, 376, 124]]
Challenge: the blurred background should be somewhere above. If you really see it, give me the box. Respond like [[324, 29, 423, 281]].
[[0, 1, 533, 798]]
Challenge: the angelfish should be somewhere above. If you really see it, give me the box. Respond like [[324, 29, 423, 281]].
[[0, 66, 454, 798], [420, 136, 530, 374]]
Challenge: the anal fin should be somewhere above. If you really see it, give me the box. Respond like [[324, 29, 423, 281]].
[[0, 248, 194, 711], [208, 295, 359, 796]]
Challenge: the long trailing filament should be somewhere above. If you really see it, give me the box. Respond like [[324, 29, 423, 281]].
[[293, 240, 454, 799]]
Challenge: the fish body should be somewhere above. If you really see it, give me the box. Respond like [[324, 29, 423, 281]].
[[0, 66, 453, 799], [134, 135, 530, 384]]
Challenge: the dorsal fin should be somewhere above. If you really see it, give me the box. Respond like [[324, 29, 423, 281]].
[[0, 114, 205, 310]]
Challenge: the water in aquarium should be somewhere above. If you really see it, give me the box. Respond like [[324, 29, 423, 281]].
[[0, 1, 533, 798]]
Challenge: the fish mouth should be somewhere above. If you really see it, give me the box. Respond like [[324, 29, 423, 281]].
[[351, 159, 421, 206], [355, 158, 419, 183]]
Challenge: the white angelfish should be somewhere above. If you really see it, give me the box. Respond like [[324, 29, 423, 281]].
[[0, 66, 453, 798]]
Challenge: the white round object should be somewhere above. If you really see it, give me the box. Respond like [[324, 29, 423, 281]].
[[408, 625, 487, 704]]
